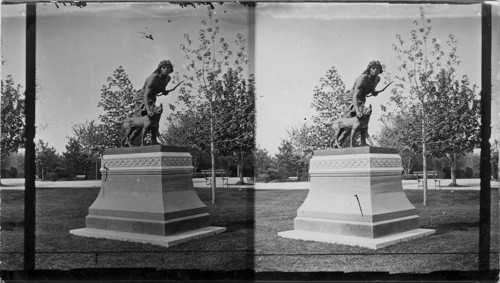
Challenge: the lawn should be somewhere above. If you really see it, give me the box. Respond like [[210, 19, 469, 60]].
[[0, 187, 255, 272], [1, 186, 498, 279], [255, 189, 499, 274]]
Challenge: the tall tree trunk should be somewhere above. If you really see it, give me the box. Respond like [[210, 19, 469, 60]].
[[422, 105, 428, 206], [210, 102, 216, 204], [448, 152, 458, 186], [238, 151, 244, 184]]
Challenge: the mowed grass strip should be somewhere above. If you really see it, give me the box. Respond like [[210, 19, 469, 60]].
[[0, 187, 254, 270], [0, 186, 498, 273], [255, 188, 499, 273]]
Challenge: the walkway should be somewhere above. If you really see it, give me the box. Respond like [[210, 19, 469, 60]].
[[1, 178, 498, 191]]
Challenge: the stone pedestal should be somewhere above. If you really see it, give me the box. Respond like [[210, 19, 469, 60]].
[[278, 147, 434, 249], [70, 145, 225, 247]]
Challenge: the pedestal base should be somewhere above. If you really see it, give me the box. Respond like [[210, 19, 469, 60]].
[[70, 226, 226, 248], [278, 147, 435, 249], [278, 228, 435, 250], [71, 145, 225, 247]]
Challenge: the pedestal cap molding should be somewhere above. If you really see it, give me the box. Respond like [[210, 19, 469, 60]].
[[309, 154, 402, 174], [314, 147, 399, 156]]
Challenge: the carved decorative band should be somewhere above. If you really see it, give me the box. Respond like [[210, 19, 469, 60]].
[[310, 158, 401, 170], [104, 156, 192, 168]]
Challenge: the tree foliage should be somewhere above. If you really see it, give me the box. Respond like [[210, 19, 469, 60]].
[[275, 140, 306, 180], [72, 120, 107, 155], [382, 7, 479, 200], [35, 139, 61, 181], [213, 70, 255, 183], [1, 75, 25, 154], [376, 107, 421, 175], [164, 107, 210, 171], [173, 9, 252, 202], [286, 66, 353, 153], [62, 137, 91, 178], [254, 147, 276, 180], [97, 66, 137, 148], [424, 69, 480, 184]]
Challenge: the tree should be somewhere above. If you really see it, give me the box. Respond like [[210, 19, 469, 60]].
[[62, 137, 91, 179], [254, 147, 275, 178], [213, 70, 255, 184], [275, 140, 304, 180], [72, 120, 108, 179], [386, 7, 466, 205], [376, 105, 422, 176], [287, 66, 353, 152], [35, 139, 61, 181], [1, 75, 25, 185], [97, 66, 137, 148], [164, 107, 210, 171], [1, 75, 25, 154], [424, 69, 480, 185], [491, 140, 499, 181], [310, 66, 351, 147], [177, 9, 250, 203]]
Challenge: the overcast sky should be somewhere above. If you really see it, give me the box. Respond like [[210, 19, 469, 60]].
[[1, 3, 499, 154]]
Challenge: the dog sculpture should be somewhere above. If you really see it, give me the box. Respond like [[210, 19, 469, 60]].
[[119, 104, 166, 147], [330, 104, 374, 148]]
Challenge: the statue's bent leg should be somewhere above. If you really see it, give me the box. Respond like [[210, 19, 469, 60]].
[[337, 129, 349, 148], [151, 127, 159, 145], [363, 129, 374, 146], [349, 127, 358, 147], [359, 130, 368, 146], [140, 127, 147, 146], [128, 128, 140, 147]]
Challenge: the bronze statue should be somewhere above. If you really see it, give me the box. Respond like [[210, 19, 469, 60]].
[[344, 60, 390, 119], [131, 60, 183, 146], [120, 104, 166, 147], [331, 104, 373, 148], [338, 60, 391, 147]]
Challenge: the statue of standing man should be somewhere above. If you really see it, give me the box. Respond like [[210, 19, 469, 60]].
[[134, 60, 181, 145], [343, 60, 391, 146], [345, 60, 385, 118]]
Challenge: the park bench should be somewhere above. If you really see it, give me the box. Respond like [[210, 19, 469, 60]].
[[414, 171, 441, 190], [201, 170, 229, 189], [75, 175, 86, 180]]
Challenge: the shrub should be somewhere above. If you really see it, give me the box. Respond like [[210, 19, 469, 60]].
[[465, 167, 473, 178], [8, 167, 18, 178], [45, 172, 58, 181]]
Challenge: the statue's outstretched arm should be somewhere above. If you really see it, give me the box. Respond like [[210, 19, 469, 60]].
[[158, 81, 184, 96], [369, 81, 393, 97]]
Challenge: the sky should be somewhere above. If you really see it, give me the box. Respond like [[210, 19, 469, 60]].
[[1, 2, 499, 154], [255, 2, 499, 154], [1, 3, 252, 152]]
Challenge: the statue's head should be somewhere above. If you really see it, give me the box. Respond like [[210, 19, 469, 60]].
[[154, 60, 174, 75], [363, 61, 383, 75], [362, 104, 372, 116], [153, 103, 163, 115]]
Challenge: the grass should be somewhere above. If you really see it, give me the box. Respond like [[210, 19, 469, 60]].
[[0, 187, 254, 271], [255, 189, 499, 273], [1, 186, 498, 277]]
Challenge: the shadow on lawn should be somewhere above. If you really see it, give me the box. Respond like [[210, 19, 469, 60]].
[[1, 220, 25, 231], [435, 221, 480, 233]]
